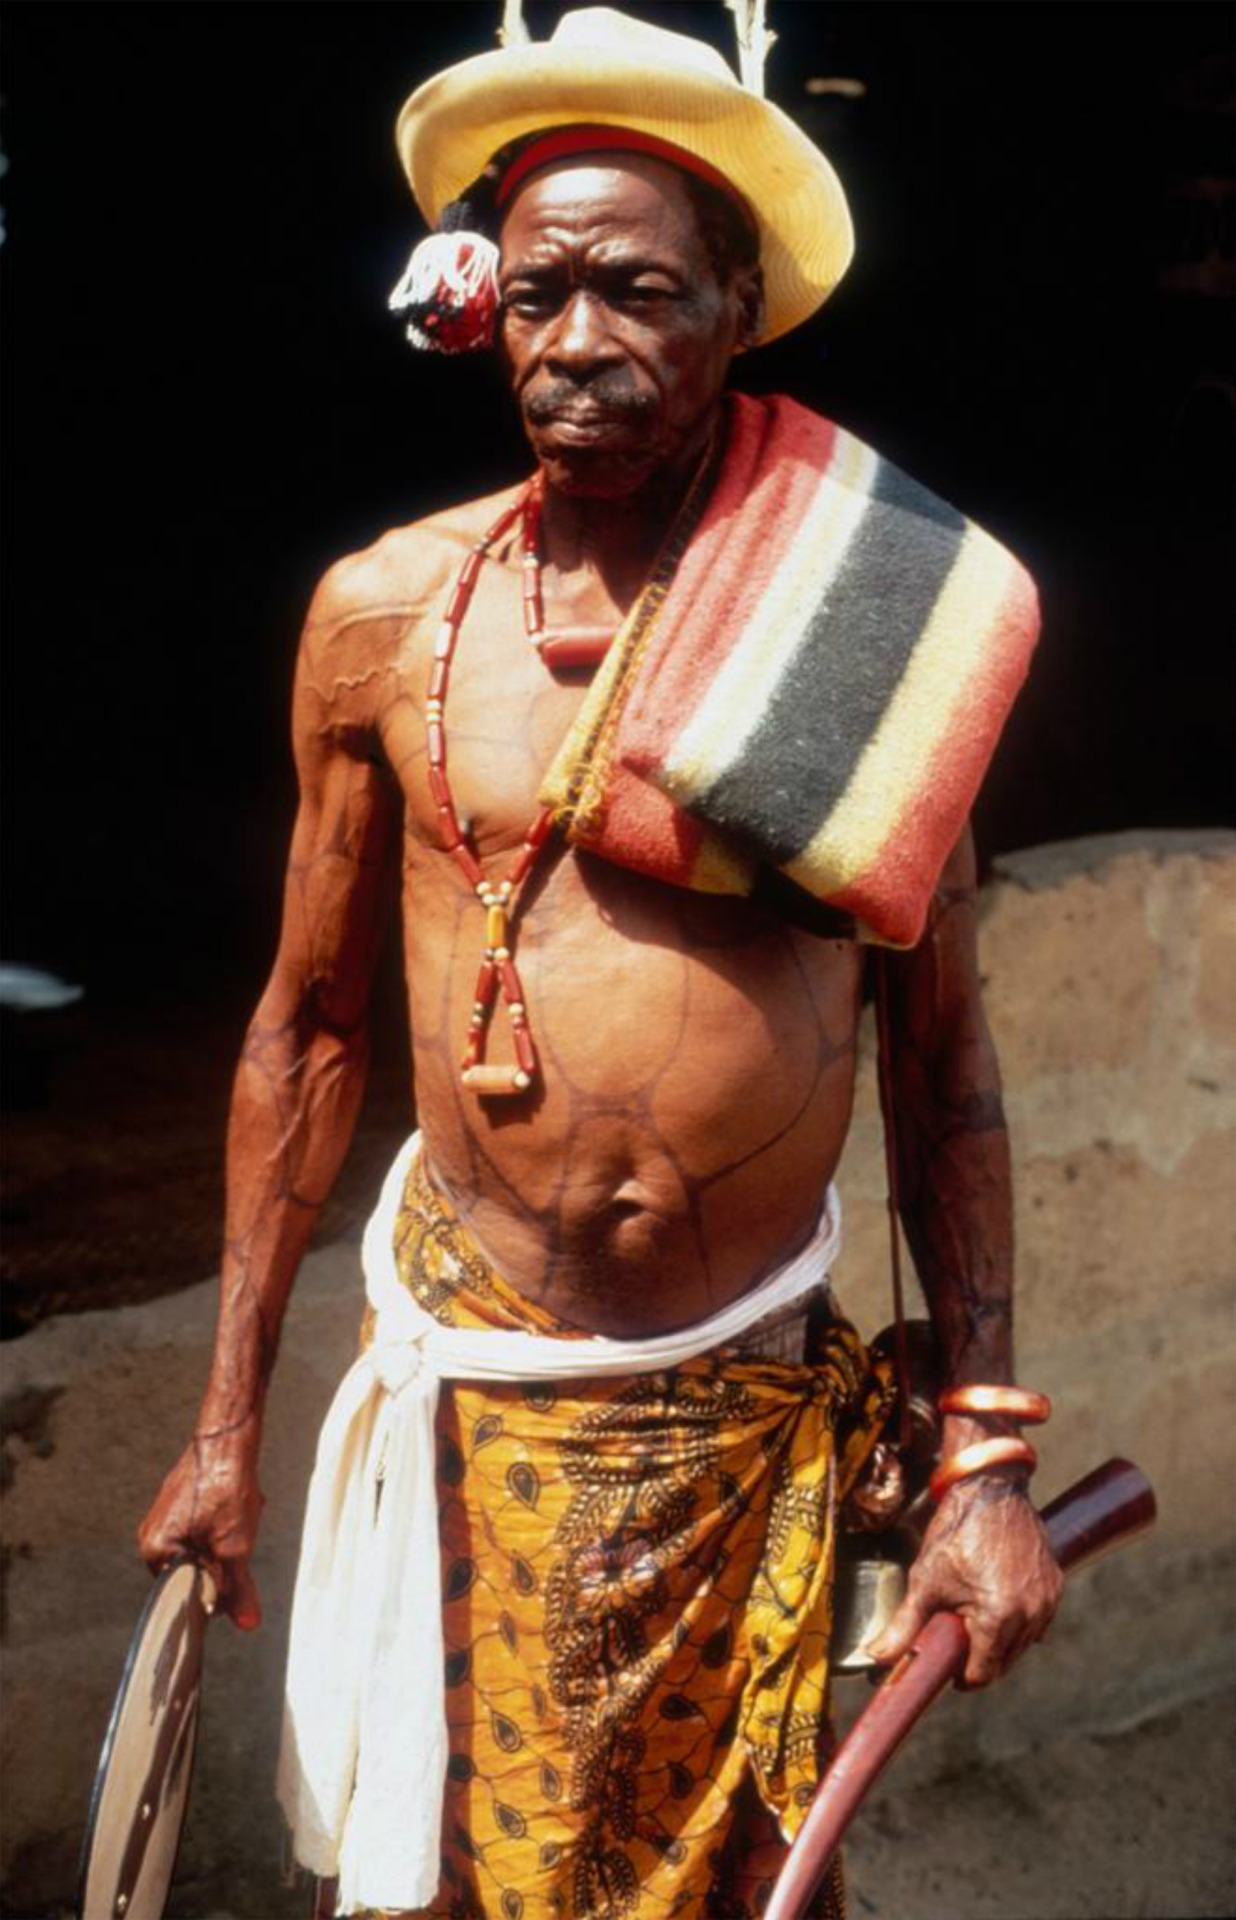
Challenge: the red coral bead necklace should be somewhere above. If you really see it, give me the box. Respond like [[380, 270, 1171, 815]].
[[425, 470, 615, 1097]]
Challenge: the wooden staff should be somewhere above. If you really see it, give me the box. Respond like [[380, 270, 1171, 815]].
[[764, 1458, 1157, 1920]]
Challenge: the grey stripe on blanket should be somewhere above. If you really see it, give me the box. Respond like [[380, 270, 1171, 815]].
[[695, 459, 968, 865]]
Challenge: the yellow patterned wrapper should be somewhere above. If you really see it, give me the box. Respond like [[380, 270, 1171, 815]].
[[353, 1153, 892, 1919]]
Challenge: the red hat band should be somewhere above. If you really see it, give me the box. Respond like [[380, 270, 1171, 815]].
[[494, 124, 754, 227]]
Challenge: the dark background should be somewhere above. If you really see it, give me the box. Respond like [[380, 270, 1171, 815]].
[[2, 2, 1233, 1325]]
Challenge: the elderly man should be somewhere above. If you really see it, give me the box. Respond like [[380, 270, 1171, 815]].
[[139, 10, 1060, 1915]]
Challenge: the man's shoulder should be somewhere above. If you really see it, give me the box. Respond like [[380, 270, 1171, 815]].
[[306, 483, 524, 638]]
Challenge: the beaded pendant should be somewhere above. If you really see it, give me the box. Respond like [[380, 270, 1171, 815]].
[[425, 475, 615, 1096]]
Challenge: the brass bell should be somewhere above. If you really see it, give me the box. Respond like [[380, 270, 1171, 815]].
[[830, 1547, 907, 1677]]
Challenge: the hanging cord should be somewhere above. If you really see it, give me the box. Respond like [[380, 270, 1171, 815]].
[[498, 0, 530, 47], [724, 0, 777, 97], [873, 950, 913, 1453]]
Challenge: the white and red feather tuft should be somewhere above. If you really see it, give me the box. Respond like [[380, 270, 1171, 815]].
[[388, 232, 500, 353]]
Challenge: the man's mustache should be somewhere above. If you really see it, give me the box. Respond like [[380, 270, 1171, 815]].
[[523, 381, 657, 425]]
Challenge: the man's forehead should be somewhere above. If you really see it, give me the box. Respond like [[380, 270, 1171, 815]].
[[499, 153, 702, 246]]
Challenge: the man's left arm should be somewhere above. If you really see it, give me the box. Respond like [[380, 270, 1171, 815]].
[[866, 822, 1064, 1686]]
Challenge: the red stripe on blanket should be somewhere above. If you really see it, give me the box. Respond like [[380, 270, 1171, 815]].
[[619, 397, 841, 766], [575, 768, 709, 889]]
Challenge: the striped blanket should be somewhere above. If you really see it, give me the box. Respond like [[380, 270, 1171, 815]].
[[539, 391, 1040, 947]]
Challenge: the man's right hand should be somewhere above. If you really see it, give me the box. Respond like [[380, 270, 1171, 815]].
[[131, 557, 398, 1634], [137, 1423, 266, 1630]]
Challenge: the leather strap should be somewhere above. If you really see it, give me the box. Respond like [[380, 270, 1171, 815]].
[[872, 949, 913, 1452]]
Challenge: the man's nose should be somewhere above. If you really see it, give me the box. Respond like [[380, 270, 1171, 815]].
[[545, 289, 623, 379]]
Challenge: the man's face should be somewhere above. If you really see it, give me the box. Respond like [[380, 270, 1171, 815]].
[[497, 155, 759, 499]]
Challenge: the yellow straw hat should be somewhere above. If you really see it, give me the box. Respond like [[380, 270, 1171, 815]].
[[395, 6, 854, 346]]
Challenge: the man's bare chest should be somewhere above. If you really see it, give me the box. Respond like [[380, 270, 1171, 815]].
[[379, 561, 613, 857]]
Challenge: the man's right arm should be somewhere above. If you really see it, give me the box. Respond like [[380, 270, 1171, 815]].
[[137, 573, 401, 1626]]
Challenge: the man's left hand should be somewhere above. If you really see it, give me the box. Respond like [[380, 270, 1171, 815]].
[[866, 1474, 1064, 1687]]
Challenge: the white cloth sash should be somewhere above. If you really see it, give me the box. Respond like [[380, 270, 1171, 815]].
[[276, 1133, 841, 1915]]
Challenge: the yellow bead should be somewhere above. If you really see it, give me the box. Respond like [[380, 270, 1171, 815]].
[[486, 905, 508, 951]]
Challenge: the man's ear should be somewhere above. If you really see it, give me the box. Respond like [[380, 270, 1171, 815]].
[[735, 264, 766, 351]]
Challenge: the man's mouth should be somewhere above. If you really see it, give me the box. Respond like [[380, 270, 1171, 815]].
[[524, 384, 657, 447], [539, 410, 635, 445]]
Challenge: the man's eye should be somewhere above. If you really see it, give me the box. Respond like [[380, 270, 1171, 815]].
[[504, 288, 557, 316]]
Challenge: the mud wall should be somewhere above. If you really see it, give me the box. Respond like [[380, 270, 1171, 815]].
[[836, 829, 1236, 1776]]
